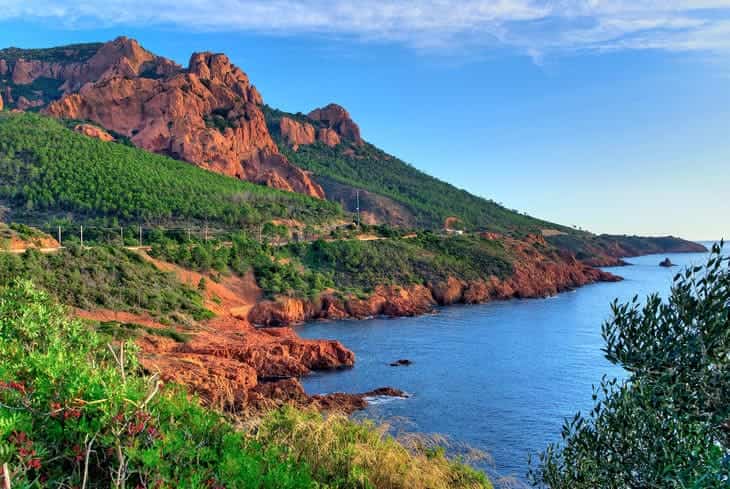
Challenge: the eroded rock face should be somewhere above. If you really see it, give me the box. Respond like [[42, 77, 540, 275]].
[[44, 49, 324, 197], [0, 37, 324, 197], [279, 116, 316, 149], [279, 116, 342, 150], [308, 103, 362, 144], [4, 37, 180, 94], [317, 127, 341, 147], [16, 96, 44, 111]]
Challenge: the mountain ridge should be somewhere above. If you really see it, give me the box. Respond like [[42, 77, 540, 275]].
[[0, 36, 588, 235]]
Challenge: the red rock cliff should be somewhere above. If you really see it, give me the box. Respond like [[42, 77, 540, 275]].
[[42, 44, 324, 197], [0, 37, 323, 198], [279, 116, 341, 150]]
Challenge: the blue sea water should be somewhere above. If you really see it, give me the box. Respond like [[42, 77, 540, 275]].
[[298, 242, 725, 484]]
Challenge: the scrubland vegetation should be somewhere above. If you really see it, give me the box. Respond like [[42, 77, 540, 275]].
[[0, 281, 492, 488]]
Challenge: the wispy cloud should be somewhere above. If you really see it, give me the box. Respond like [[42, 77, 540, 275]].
[[2, 0, 730, 56]]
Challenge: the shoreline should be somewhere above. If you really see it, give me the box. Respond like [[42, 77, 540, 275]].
[[287, 247, 710, 407]]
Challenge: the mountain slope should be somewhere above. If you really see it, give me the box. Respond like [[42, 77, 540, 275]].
[[0, 37, 708, 255], [264, 105, 573, 233], [0, 112, 341, 228], [0, 37, 323, 197]]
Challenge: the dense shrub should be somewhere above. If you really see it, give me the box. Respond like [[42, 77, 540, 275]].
[[151, 233, 515, 298], [293, 234, 514, 293], [529, 244, 730, 488], [150, 234, 334, 298], [0, 246, 211, 322]]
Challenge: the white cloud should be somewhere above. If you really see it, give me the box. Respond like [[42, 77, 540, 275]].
[[1, 0, 730, 56]]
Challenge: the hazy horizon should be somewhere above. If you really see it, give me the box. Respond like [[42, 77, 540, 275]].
[[1, 1, 728, 240]]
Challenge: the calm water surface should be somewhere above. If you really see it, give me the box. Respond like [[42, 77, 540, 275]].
[[298, 243, 723, 483]]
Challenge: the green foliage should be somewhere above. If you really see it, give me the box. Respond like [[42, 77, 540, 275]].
[[0, 246, 212, 322], [265, 105, 569, 233], [95, 321, 192, 343], [0, 281, 316, 488], [150, 234, 334, 298], [0, 281, 491, 488], [529, 244, 730, 488], [152, 233, 514, 298], [291, 234, 514, 293], [0, 112, 342, 228]]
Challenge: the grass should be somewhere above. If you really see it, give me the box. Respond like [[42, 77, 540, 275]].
[[96, 320, 192, 343], [256, 408, 493, 489]]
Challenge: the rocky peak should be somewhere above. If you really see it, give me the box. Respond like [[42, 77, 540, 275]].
[[308, 103, 362, 144], [41, 38, 323, 198], [188, 52, 261, 104]]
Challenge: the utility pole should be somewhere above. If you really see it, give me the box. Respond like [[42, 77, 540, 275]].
[[80, 225, 84, 248], [120, 226, 124, 244], [139, 226, 143, 247], [356, 190, 361, 227], [57, 225, 61, 246]]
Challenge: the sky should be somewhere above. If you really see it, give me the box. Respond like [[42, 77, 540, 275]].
[[0, 1, 728, 240]]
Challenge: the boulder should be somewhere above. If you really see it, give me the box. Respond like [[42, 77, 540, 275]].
[[74, 123, 115, 142]]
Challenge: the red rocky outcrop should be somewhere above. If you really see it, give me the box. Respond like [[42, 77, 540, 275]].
[[44, 46, 324, 197], [279, 116, 342, 150], [279, 116, 316, 150], [5, 37, 180, 94], [74, 123, 114, 142], [0, 37, 324, 198], [308, 103, 362, 144]]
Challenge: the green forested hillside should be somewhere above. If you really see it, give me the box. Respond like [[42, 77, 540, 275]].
[[265, 106, 570, 234], [0, 113, 342, 228]]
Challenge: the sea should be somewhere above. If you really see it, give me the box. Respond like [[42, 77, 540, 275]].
[[298, 241, 725, 485]]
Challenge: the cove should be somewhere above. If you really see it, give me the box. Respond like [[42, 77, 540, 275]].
[[298, 244, 721, 483]]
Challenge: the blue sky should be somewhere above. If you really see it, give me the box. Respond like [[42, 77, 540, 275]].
[[0, 1, 728, 240]]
